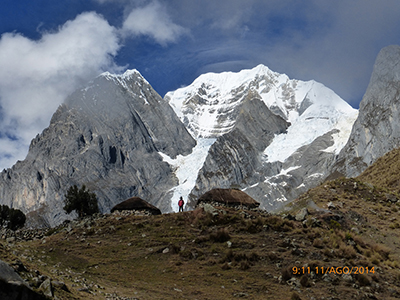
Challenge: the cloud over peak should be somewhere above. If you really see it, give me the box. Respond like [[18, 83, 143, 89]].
[[0, 12, 122, 169], [121, 1, 187, 45]]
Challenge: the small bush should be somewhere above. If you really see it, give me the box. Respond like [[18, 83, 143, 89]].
[[210, 228, 230, 243], [0, 205, 26, 230], [370, 253, 381, 265], [239, 260, 251, 270], [248, 252, 260, 262], [281, 267, 292, 282], [355, 273, 371, 286], [337, 245, 357, 259], [330, 220, 341, 230], [221, 262, 231, 270], [266, 251, 280, 262], [291, 292, 302, 300], [372, 243, 391, 260], [312, 238, 324, 248], [300, 275, 310, 287], [345, 232, 353, 241]]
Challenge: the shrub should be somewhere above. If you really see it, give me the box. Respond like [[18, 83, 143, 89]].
[[312, 238, 324, 248], [0, 205, 26, 230], [210, 228, 230, 243], [337, 244, 357, 259], [291, 292, 302, 300], [355, 273, 371, 286], [239, 261, 251, 270], [300, 275, 310, 287], [63, 185, 99, 218], [281, 267, 292, 282]]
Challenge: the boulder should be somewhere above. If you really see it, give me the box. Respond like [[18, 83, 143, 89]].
[[295, 208, 308, 222], [0, 260, 46, 300]]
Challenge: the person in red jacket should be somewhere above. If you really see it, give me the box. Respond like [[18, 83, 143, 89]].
[[178, 196, 184, 212]]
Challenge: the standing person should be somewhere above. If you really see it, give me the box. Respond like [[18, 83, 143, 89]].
[[178, 196, 184, 212]]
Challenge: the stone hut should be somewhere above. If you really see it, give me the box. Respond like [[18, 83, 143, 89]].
[[196, 188, 260, 209], [111, 197, 162, 215]]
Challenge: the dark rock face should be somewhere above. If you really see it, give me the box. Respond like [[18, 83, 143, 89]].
[[0, 70, 196, 227], [335, 45, 400, 177], [110, 197, 161, 215], [190, 96, 290, 205], [0, 260, 46, 300], [197, 188, 260, 209]]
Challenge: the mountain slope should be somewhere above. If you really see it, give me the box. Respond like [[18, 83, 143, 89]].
[[335, 45, 400, 177], [0, 70, 196, 227], [165, 65, 358, 210]]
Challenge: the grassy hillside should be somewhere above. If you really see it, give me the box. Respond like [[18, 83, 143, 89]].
[[1, 148, 400, 299], [358, 147, 400, 195]]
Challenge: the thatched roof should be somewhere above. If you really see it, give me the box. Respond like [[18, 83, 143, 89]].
[[111, 197, 161, 215], [197, 188, 260, 208]]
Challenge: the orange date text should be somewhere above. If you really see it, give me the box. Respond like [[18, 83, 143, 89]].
[[292, 266, 375, 275]]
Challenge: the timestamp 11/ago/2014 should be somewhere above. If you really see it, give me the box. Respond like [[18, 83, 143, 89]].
[[292, 266, 375, 275]]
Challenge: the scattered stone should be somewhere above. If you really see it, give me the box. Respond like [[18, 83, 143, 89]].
[[39, 278, 54, 297], [52, 280, 69, 292], [202, 203, 220, 216], [295, 208, 308, 221], [287, 278, 301, 287], [6, 237, 15, 243], [385, 193, 398, 203], [327, 202, 336, 209], [342, 274, 353, 284]]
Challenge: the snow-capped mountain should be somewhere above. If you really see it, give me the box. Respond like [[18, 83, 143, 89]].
[[164, 64, 357, 210], [0, 62, 363, 227]]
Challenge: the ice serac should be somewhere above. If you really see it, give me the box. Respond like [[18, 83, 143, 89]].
[[0, 70, 196, 227], [166, 65, 358, 210], [335, 45, 400, 177]]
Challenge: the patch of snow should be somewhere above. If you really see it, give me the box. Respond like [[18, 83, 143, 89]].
[[263, 82, 358, 163], [307, 173, 324, 179], [159, 138, 216, 212], [322, 110, 358, 154], [279, 166, 301, 176]]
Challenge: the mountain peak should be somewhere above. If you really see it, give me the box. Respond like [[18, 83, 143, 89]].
[[100, 68, 142, 79], [166, 64, 356, 140]]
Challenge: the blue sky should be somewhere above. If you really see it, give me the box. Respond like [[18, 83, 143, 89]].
[[1, 0, 400, 170]]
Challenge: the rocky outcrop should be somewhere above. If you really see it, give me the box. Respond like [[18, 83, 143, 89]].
[[335, 45, 400, 177], [0, 70, 196, 227], [190, 96, 289, 205], [110, 197, 162, 215], [0, 260, 46, 300]]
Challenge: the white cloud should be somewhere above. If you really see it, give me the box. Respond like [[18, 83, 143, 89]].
[[0, 12, 122, 170], [121, 1, 187, 45]]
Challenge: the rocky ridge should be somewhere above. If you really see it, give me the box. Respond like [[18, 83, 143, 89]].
[[335, 45, 400, 177]]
